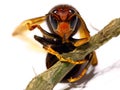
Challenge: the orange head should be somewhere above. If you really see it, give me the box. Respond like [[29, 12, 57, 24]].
[[47, 5, 81, 43]]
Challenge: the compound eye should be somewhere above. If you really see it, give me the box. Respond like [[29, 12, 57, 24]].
[[49, 15, 58, 30], [69, 16, 78, 29]]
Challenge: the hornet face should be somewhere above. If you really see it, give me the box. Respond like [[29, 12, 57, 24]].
[[47, 5, 81, 43]]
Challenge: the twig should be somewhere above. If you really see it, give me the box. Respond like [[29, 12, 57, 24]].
[[26, 18, 120, 90]]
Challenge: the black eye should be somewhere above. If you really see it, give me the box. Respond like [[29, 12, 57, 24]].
[[69, 16, 78, 29], [49, 16, 58, 30], [53, 10, 57, 14], [69, 9, 75, 14]]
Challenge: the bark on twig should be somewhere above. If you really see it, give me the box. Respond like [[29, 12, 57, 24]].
[[26, 18, 120, 90]]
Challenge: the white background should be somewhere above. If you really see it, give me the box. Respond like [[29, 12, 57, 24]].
[[0, 0, 120, 90]]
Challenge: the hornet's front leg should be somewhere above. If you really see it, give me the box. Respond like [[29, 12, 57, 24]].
[[12, 15, 46, 36], [12, 14, 57, 40]]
